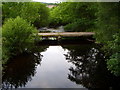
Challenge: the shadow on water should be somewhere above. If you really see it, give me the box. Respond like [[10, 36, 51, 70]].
[[63, 44, 120, 89], [2, 46, 48, 89]]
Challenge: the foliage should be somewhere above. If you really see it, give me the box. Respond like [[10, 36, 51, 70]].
[[107, 53, 120, 76], [49, 3, 63, 27], [2, 1, 120, 76], [107, 34, 120, 53], [2, 2, 49, 28], [49, 2, 97, 31], [2, 17, 38, 64], [107, 33, 120, 76], [64, 19, 94, 32], [95, 2, 120, 43], [95, 2, 120, 76], [33, 3, 50, 28]]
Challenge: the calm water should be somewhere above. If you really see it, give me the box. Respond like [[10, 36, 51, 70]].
[[2, 43, 120, 89]]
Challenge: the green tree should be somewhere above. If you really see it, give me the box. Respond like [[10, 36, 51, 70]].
[[33, 2, 50, 28], [49, 2, 97, 31], [95, 2, 120, 43], [95, 2, 120, 76], [2, 2, 49, 28]]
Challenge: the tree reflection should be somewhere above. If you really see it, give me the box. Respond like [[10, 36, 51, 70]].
[[2, 46, 47, 89], [63, 44, 120, 89]]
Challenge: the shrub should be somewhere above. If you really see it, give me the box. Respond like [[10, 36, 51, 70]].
[[106, 33, 120, 76], [107, 53, 120, 76], [2, 16, 38, 63]]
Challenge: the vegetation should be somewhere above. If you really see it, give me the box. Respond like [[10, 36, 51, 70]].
[[106, 35, 120, 76], [2, 2, 50, 64], [49, 2, 120, 76], [95, 2, 120, 76], [2, 16, 38, 64], [49, 2, 97, 32], [2, 2, 49, 28], [95, 3, 120, 43], [1, 1, 120, 76]]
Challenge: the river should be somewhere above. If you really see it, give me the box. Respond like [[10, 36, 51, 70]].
[[2, 42, 120, 89]]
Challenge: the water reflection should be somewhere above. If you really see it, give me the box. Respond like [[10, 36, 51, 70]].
[[24, 46, 84, 88], [63, 44, 120, 89], [2, 44, 120, 89], [2, 46, 47, 89]]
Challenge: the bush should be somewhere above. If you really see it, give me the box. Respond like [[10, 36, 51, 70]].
[[2, 17, 38, 63], [106, 33, 120, 76], [107, 53, 120, 76]]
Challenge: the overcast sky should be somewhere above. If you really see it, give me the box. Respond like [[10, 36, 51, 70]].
[[33, 0, 61, 3]]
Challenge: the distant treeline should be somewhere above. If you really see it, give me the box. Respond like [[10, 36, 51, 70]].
[[43, 3, 58, 5]]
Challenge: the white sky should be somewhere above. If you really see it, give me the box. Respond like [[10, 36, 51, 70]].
[[33, 0, 61, 3], [32, 0, 119, 2]]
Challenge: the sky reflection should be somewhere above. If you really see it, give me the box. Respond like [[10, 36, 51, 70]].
[[25, 46, 84, 88]]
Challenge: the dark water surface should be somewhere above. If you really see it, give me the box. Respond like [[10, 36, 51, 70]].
[[2, 43, 120, 89]]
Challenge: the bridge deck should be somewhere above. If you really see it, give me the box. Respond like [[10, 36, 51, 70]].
[[38, 32, 95, 37]]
